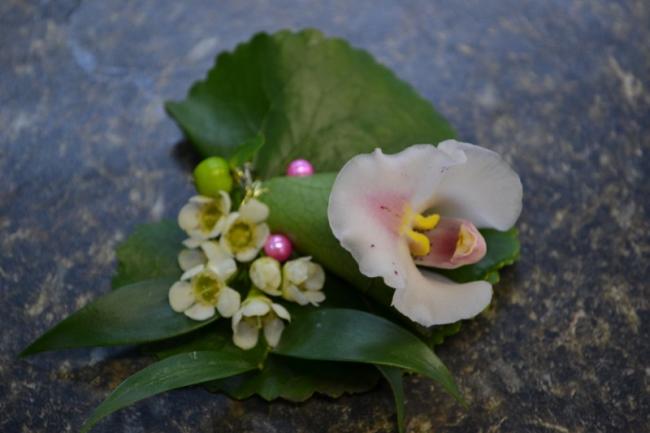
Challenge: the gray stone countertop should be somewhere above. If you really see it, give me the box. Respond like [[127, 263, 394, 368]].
[[1, 1, 648, 432]]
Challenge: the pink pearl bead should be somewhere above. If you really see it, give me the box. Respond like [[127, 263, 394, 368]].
[[286, 159, 314, 177], [264, 234, 293, 262]]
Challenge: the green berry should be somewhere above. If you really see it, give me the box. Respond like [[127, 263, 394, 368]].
[[193, 157, 233, 195]]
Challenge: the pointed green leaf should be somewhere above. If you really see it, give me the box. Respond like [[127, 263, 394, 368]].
[[80, 351, 260, 433], [21, 278, 216, 356], [273, 308, 463, 402], [377, 366, 406, 433], [112, 221, 184, 289], [166, 29, 455, 177], [229, 133, 265, 169]]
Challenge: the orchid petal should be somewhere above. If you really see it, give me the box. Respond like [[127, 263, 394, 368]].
[[414, 217, 487, 269], [434, 140, 523, 230], [328, 145, 464, 289]]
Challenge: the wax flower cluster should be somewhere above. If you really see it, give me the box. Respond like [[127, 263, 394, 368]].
[[168, 158, 325, 350]]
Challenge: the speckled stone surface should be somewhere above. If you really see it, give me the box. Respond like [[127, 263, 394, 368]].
[[1, 1, 648, 432]]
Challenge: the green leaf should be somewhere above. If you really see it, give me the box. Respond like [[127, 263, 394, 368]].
[[229, 133, 265, 169], [273, 308, 463, 402], [209, 355, 380, 402], [21, 279, 216, 356], [166, 29, 455, 178], [80, 351, 260, 433], [112, 221, 184, 289], [377, 366, 406, 433]]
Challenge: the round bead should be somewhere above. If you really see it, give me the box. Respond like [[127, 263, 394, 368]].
[[264, 234, 293, 262], [193, 156, 233, 195], [286, 159, 314, 177]]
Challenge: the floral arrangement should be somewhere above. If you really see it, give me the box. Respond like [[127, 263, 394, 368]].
[[22, 29, 522, 433]]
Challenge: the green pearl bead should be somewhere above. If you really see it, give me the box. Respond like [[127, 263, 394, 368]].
[[193, 157, 233, 195]]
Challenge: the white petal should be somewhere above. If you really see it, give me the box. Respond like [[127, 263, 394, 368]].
[[183, 237, 203, 249], [271, 302, 291, 321], [327, 145, 463, 289], [184, 303, 216, 321], [304, 262, 325, 291], [263, 317, 285, 347], [233, 319, 259, 350], [283, 257, 310, 285], [207, 258, 237, 281], [178, 202, 200, 232], [304, 291, 326, 306], [189, 195, 212, 204], [391, 261, 493, 326], [218, 190, 232, 214], [236, 247, 260, 263], [434, 140, 523, 230], [250, 257, 282, 295], [168, 281, 194, 312], [178, 249, 205, 271], [181, 264, 204, 281], [284, 284, 308, 305], [254, 223, 270, 248], [242, 298, 271, 317], [201, 240, 232, 262], [216, 287, 241, 318], [239, 198, 269, 223]]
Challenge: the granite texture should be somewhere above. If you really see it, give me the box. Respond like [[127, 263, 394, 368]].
[[1, 0, 649, 432]]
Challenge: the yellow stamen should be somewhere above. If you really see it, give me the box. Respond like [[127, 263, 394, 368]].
[[454, 225, 477, 258], [413, 213, 440, 231], [407, 230, 430, 256]]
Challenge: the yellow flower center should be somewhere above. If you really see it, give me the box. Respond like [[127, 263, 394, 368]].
[[401, 206, 440, 257], [199, 200, 224, 232], [227, 221, 255, 250], [192, 272, 222, 305]]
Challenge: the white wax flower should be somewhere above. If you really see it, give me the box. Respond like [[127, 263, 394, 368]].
[[281, 257, 326, 306], [220, 198, 270, 262], [249, 257, 282, 296], [232, 294, 291, 350], [327, 140, 522, 326], [168, 242, 240, 321], [178, 193, 231, 241]]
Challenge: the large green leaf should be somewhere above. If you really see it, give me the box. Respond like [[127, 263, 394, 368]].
[[21, 279, 216, 356], [166, 29, 455, 177], [112, 220, 184, 289], [261, 174, 520, 305], [209, 355, 380, 402], [273, 308, 462, 402], [80, 351, 261, 433]]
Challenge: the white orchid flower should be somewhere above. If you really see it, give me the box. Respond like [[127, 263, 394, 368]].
[[281, 257, 326, 306], [168, 242, 240, 321], [328, 140, 522, 326], [220, 198, 270, 262], [250, 256, 282, 296], [231, 292, 291, 350], [178, 192, 231, 241]]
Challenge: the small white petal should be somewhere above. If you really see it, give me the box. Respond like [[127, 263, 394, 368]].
[[178, 249, 206, 271], [271, 303, 291, 321], [207, 258, 237, 281], [189, 195, 213, 204], [201, 241, 232, 262], [304, 262, 325, 291], [254, 223, 270, 248], [184, 303, 216, 321], [233, 319, 259, 350], [250, 257, 282, 295], [284, 257, 310, 285], [263, 317, 285, 347], [218, 190, 232, 214], [239, 198, 269, 223], [304, 291, 326, 306], [178, 203, 200, 232], [242, 298, 271, 317], [236, 247, 260, 263], [180, 264, 204, 281], [216, 287, 241, 318], [168, 281, 194, 312], [183, 237, 203, 249], [434, 140, 523, 230], [284, 284, 309, 305]]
